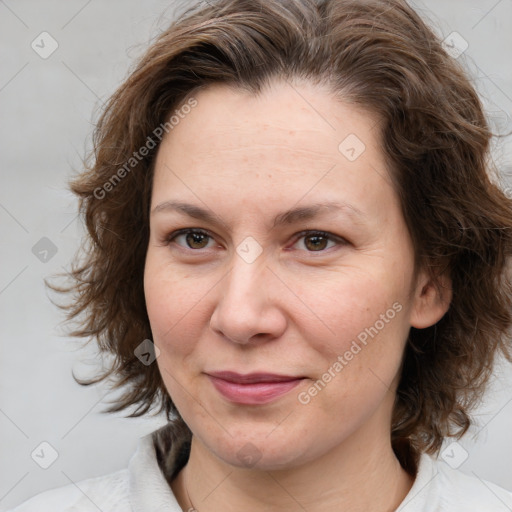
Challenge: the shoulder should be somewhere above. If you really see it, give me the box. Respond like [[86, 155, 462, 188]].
[[8, 469, 131, 512], [8, 423, 185, 512], [399, 453, 512, 511], [436, 459, 512, 511]]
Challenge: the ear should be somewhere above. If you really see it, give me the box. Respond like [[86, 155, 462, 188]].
[[409, 268, 452, 329]]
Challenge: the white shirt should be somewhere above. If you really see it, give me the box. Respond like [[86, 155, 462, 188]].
[[9, 427, 512, 511]]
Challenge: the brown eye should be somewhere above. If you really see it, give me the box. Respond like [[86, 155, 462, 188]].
[[303, 234, 329, 251], [170, 229, 215, 250], [291, 231, 344, 252], [185, 231, 210, 249]]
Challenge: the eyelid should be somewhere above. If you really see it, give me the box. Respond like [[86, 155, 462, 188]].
[[164, 228, 219, 249], [166, 227, 212, 241], [164, 228, 347, 253], [289, 230, 348, 251]]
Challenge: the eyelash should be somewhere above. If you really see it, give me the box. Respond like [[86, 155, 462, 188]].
[[164, 228, 347, 253]]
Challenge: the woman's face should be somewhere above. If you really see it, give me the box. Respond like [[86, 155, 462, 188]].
[[144, 80, 447, 470]]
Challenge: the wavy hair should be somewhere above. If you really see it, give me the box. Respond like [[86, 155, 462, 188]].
[[54, 0, 512, 468]]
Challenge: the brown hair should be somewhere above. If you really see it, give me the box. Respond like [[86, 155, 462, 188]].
[[55, 0, 512, 466]]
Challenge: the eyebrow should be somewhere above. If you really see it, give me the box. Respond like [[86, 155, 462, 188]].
[[151, 200, 366, 228]]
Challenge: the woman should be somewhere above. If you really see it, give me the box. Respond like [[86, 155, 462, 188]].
[[11, 0, 512, 510]]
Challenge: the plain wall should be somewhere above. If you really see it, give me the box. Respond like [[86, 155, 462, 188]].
[[1, 0, 511, 510]]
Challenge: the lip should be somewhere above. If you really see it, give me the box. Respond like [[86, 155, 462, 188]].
[[207, 371, 305, 405]]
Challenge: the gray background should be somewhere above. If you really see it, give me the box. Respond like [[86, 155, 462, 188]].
[[1, 0, 511, 509]]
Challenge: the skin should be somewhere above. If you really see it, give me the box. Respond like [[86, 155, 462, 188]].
[[144, 79, 451, 512]]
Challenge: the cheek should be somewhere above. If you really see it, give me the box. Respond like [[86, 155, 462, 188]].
[[144, 263, 212, 407], [291, 267, 410, 412], [144, 258, 212, 355], [291, 268, 407, 353]]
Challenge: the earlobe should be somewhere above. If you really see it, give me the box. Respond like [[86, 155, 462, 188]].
[[409, 270, 452, 329]]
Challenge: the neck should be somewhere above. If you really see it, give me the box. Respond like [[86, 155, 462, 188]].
[[171, 424, 415, 512]]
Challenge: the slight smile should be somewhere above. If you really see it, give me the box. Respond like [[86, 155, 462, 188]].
[[206, 371, 307, 405]]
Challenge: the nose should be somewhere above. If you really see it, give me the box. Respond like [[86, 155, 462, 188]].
[[209, 255, 287, 345]]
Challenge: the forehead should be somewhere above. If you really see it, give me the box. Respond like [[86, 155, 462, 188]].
[[151, 80, 392, 212], [163, 80, 380, 154]]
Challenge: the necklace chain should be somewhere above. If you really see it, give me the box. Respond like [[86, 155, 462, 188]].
[[184, 476, 197, 512]]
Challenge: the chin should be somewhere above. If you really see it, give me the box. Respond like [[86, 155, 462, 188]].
[[194, 423, 321, 471]]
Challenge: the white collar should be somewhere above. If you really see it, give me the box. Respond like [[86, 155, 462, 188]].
[[127, 427, 512, 511], [128, 433, 182, 512]]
